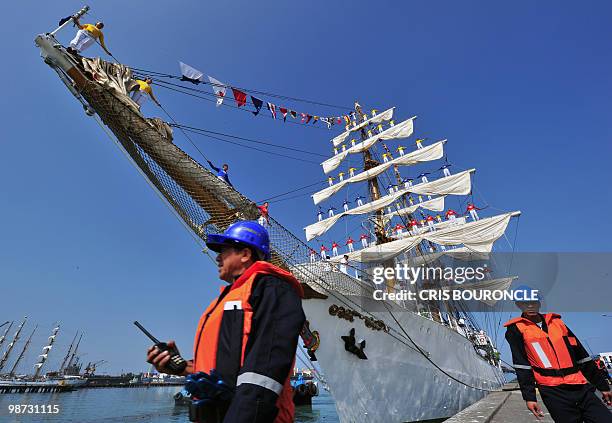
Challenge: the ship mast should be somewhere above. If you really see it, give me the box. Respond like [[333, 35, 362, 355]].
[[59, 331, 78, 374], [33, 324, 60, 378], [8, 325, 37, 377], [355, 102, 389, 244], [0, 317, 27, 372], [0, 321, 14, 351], [65, 333, 83, 371]]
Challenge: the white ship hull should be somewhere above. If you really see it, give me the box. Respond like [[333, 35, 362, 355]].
[[303, 296, 504, 422]]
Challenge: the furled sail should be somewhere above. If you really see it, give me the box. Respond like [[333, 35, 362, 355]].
[[305, 196, 446, 241], [393, 216, 467, 236], [331, 211, 519, 263], [314, 166, 473, 206], [313, 141, 448, 205], [322, 116, 416, 174], [407, 168, 474, 197], [331, 107, 395, 147], [386, 196, 446, 220]]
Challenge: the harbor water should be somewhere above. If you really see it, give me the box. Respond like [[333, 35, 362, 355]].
[[0, 386, 339, 422]]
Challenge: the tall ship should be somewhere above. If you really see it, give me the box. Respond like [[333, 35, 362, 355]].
[[34, 10, 521, 421], [0, 321, 87, 391]]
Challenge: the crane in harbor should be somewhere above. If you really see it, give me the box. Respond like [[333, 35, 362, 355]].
[[84, 360, 106, 376]]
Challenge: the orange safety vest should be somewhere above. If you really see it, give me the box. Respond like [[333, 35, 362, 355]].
[[193, 261, 304, 423], [504, 313, 587, 387]]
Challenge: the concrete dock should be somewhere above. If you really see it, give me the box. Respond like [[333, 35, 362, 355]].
[[447, 383, 554, 422]]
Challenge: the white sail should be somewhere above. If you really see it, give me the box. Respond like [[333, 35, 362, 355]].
[[313, 140, 447, 205], [306, 196, 445, 241], [426, 212, 516, 252], [314, 165, 471, 207], [331, 211, 519, 263], [322, 116, 415, 174], [385, 196, 445, 220], [331, 107, 395, 147], [408, 168, 474, 197]]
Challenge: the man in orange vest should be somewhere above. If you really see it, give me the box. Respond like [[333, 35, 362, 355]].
[[147, 221, 306, 422], [505, 286, 611, 422]]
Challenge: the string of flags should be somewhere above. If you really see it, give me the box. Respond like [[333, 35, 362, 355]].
[[179, 62, 355, 129]]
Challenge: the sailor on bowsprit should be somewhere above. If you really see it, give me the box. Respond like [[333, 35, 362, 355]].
[[68, 17, 111, 56], [206, 160, 232, 186], [130, 78, 162, 108]]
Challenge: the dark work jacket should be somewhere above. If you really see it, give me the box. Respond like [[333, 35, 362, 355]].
[[220, 274, 305, 422]]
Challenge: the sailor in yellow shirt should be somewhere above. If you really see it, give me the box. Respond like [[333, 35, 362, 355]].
[[397, 146, 407, 156], [130, 78, 161, 108], [69, 18, 111, 55], [348, 167, 357, 178]]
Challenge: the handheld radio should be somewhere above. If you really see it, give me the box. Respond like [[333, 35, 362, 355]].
[[134, 321, 187, 374]]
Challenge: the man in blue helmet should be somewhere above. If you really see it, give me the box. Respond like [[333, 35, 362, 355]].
[[504, 285, 611, 422], [147, 221, 306, 422]]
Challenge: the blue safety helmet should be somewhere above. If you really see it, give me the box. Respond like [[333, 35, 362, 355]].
[[513, 284, 543, 303], [206, 221, 271, 260]]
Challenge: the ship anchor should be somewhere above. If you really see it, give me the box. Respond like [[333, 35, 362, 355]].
[[341, 328, 367, 360]]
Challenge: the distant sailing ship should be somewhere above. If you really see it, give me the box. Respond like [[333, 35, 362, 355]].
[[35, 10, 523, 420], [0, 318, 86, 390]]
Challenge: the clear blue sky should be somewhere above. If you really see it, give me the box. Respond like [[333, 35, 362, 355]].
[[0, 1, 610, 374]]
